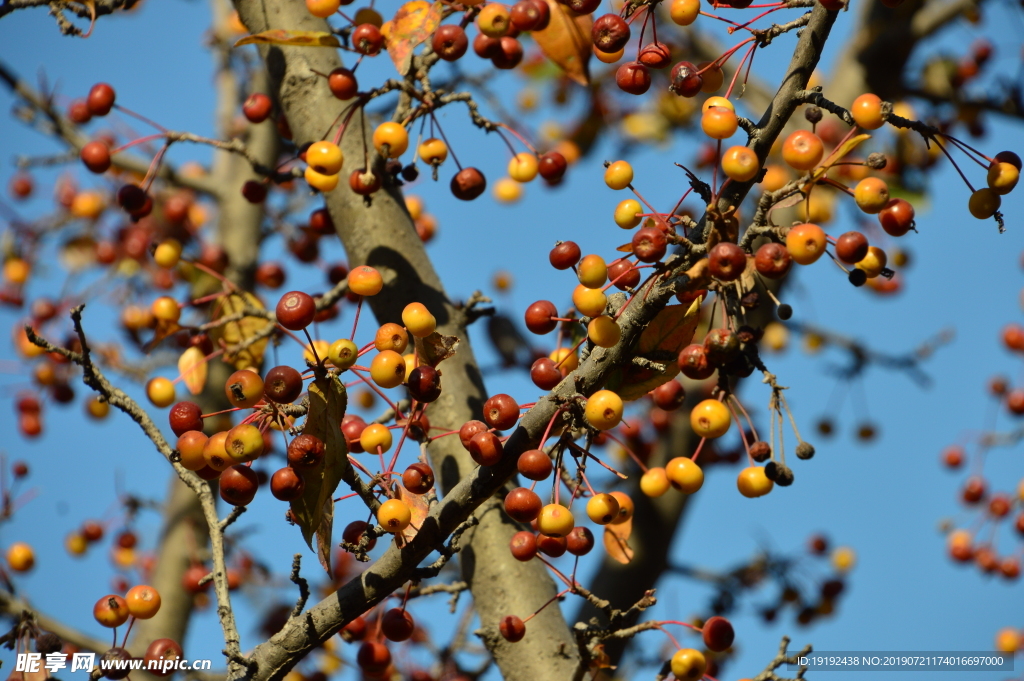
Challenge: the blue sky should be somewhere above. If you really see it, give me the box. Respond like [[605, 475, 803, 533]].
[[1, 1, 1023, 680]]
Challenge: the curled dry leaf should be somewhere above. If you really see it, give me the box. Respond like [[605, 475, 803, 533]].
[[414, 331, 460, 368], [603, 517, 634, 564], [234, 30, 341, 48], [177, 346, 208, 395], [532, 0, 592, 86], [398, 484, 430, 542]]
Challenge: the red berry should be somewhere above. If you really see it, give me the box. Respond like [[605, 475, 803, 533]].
[[709, 242, 747, 281], [352, 24, 384, 55], [878, 198, 915, 237], [242, 93, 273, 123], [356, 642, 391, 674], [81, 141, 112, 174], [87, 83, 116, 116], [402, 462, 435, 494], [608, 258, 640, 289], [342, 520, 377, 550], [509, 530, 537, 561], [652, 380, 685, 410], [504, 487, 542, 522], [220, 465, 259, 506], [616, 62, 651, 95], [518, 448, 554, 480], [169, 401, 204, 437], [241, 180, 268, 204], [549, 241, 581, 269], [328, 68, 359, 99], [433, 24, 469, 61], [678, 344, 715, 380], [592, 14, 630, 53], [631, 226, 666, 262], [531, 357, 562, 390], [538, 152, 567, 181], [702, 616, 734, 652], [483, 394, 519, 430], [459, 420, 489, 449], [835, 231, 869, 264], [525, 300, 558, 334], [68, 99, 92, 124], [510, 0, 549, 30], [270, 467, 305, 501], [264, 365, 303, 403], [492, 37, 524, 69], [669, 61, 703, 97], [499, 615, 526, 642], [287, 434, 326, 469], [276, 291, 316, 330], [468, 431, 503, 466], [566, 526, 595, 555], [754, 242, 792, 279], [381, 608, 415, 642], [451, 167, 487, 200], [638, 43, 672, 69]]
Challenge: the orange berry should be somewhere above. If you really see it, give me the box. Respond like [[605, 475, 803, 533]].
[[3, 258, 30, 285], [594, 46, 624, 63], [608, 491, 634, 524], [550, 347, 579, 373], [853, 177, 889, 214], [760, 164, 789, 192], [151, 296, 180, 323], [573, 285, 607, 317], [370, 350, 406, 389], [737, 466, 773, 497], [306, 0, 341, 17], [577, 254, 608, 288], [702, 96, 735, 114], [147, 377, 176, 408], [305, 166, 340, 192], [493, 177, 523, 203], [307, 141, 344, 175], [585, 493, 620, 525], [418, 138, 447, 166], [377, 498, 412, 533], [225, 368, 264, 409], [202, 431, 233, 472], [6, 542, 34, 572], [604, 160, 634, 190], [537, 503, 575, 536], [153, 239, 182, 269], [177, 431, 209, 471], [360, 423, 393, 453], [781, 130, 824, 170], [665, 457, 704, 494], [698, 62, 724, 93], [348, 265, 384, 296], [372, 122, 409, 158], [690, 399, 730, 438], [402, 302, 436, 337], [508, 152, 539, 182], [721, 146, 760, 182], [701, 107, 738, 140], [640, 467, 671, 497], [785, 223, 827, 265], [585, 389, 624, 430], [851, 93, 884, 130], [125, 585, 162, 619], [93, 594, 130, 628], [66, 533, 88, 556], [375, 322, 409, 353], [669, 0, 699, 25]]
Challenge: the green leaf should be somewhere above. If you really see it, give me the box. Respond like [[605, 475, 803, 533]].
[[289, 368, 348, 575]]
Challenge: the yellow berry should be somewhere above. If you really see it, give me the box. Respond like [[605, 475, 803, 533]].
[[508, 152, 539, 182], [850, 93, 884, 130], [477, 3, 511, 37], [577, 254, 608, 288], [855, 246, 887, 278], [702, 96, 734, 113], [550, 347, 579, 372], [853, 177, 889, 214], [737, 466, 773, 498], [586, 493, 620, 525], [405, 195, 424, 220], [307, 141, 344, 175], [831, 546, 856, 572], [375, 322, 409, 353], [303, 339, 330, 365], [614, 199, 643, 228], [373, 122, 409, 159], [995, 628, 1021, 654], [348, 265, 384, 296], [670, 649, 706, 681], [604, 160, 634, 190], [306, 0, 341, 18], [151, 296, 181, 323], [493, 177, 523, 203], [418, 138, 448, 166], [153, 239, 182, 269], [987, 162, 1019, 195], [328, 338, 358, 370], [537, 503, 575, 537], [377, 498, 412, 533], [690, 399, 730, 438], [640, 467, 671, 497], [3, 258, 30, 285], [968, 187, 1001, 219], [402, 302, 437, 337], [721, 145, 760, 182], [360, 423, 393, 453], [305, 166, 339, 192], [665, 456, 704, 494], [146, 377, 176, 408], [6, 542, 35, 572], [587, 315, 621, 348], [66, 533, 88, 556], [701, 107, 738, 140], [585, 389, 624, 430]]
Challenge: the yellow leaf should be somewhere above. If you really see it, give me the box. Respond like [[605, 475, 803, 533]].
[[603, 518, 633, 564], [382, 1, 442, 76], [803, 133, 871, 191], [234, 30, 341, 48], [208, 292, 272, 370], [177, 346, 208, 396], [532, 0, 592, 86]]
